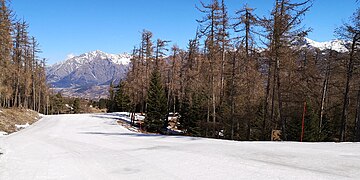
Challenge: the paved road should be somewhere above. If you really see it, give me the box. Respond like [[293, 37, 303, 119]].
[[0, 113, 359, 180]]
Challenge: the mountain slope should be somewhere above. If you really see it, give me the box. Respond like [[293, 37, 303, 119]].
[[46, 50, 131, 99], [296, 37, 349, 52]]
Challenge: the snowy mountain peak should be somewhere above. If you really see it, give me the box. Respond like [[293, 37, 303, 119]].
[[302, 37, 349, 52], [66, 50, 131, 66], [46, 50, 131, 99]]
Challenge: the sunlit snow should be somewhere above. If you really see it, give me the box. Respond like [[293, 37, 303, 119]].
[[0, 113, 359, 179]]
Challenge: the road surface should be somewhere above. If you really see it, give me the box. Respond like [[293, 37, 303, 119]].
[[0, 113, 359, 179]]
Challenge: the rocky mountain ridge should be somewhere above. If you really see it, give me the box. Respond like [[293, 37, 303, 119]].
[[46, 50, 131, 99]]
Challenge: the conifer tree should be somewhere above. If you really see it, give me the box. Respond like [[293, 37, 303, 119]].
[[145, 69, 167, 133], [197, 0, 223, 137], [51, 92, 64, 114], [0, 0, 48, 113], [0, 0, 13, 107], [303, 102, 320, 142], [336, 8, 360, 141], [263, 0, 312, 140], [73, 98, 81, 114], [115, 81, 131, 112]]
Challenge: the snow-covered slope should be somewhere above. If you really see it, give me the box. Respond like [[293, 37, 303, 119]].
[[46, 50, 131, 99], [0, 113, 359, 179], [299, 37, 349, 52], [47, 50, 131, 84]]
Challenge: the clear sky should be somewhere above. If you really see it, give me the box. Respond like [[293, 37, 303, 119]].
[[11, 0, 358, 65]]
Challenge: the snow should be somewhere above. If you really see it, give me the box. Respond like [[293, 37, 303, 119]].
[[65, 104, 74, 110], [14, 123, 30, 131], [49, 50, 131, 69], [303, 37, 349, 52], [0, 113, 359, 179], [0, 131, 7, 137]]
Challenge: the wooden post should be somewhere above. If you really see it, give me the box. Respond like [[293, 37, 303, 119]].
[[301, 101, 306, 142]]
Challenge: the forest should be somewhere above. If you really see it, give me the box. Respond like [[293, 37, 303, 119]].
[[0, 0, 49, 114], [0, 0, 85, 115], [109, 0, 360, 142]]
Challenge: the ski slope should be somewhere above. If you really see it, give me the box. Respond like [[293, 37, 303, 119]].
[[0, 113, 359, 180]]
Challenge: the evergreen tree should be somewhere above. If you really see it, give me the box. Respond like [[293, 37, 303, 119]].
[[115, 81, 131, 112], [303, 102, 320, 142], [73, 98, 81, 114], [51, 92, 64, 114], [180, 93, 204, 136], [145, 69, 167, 133]]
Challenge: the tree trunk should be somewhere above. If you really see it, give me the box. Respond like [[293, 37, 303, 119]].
[[276, 58, 285, 140], [319, 67, 329, 138], [355, 87, 360, 142], [340, 37, 356, 142], [230, 53, 236, 140], [262, 57, 272, 140]]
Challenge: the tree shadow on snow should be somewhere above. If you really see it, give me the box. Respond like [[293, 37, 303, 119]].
[[79, 131, 200, 141], [91, 113, 129, 121], [80, 131, 162, 137], [90, 114, 131, 125]]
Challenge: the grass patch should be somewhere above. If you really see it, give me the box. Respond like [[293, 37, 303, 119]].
[[0, 108, 40, 134]]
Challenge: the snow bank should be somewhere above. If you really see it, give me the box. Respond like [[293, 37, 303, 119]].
[[0, 131, 7, 136], [15, 123, 30, 131]]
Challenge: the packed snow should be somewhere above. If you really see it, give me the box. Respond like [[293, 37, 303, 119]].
[[0, 113, 359, 180]]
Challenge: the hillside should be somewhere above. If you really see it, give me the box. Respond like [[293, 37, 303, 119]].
[[0, 109, 40, 134]]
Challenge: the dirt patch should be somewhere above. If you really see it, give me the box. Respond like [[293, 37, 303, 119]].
[[0, 108, 40, 134], [116, 120, 161, 135]]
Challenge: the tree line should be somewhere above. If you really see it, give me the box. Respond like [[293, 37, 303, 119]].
[[109, 0, 360, 142], [0, 0, 49, 114]]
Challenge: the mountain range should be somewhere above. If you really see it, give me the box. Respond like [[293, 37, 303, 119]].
[[298, 37, 349, 52], [46, 38, 348, 100], [46, 50, 131, 99]]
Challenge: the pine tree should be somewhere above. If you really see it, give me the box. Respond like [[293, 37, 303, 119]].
[[73, 98, 81, 114], [51, 92, 64, 114], [180, 92, 205, 136], [115, 81, 131, 112], [145, 69, 167, 133], [303, 102, 320, 142]]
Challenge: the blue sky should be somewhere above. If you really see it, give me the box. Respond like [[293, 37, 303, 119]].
[[11, 0, 358, 65]]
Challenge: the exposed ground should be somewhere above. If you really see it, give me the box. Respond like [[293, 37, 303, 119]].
[[0, 108, 40, 134]]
